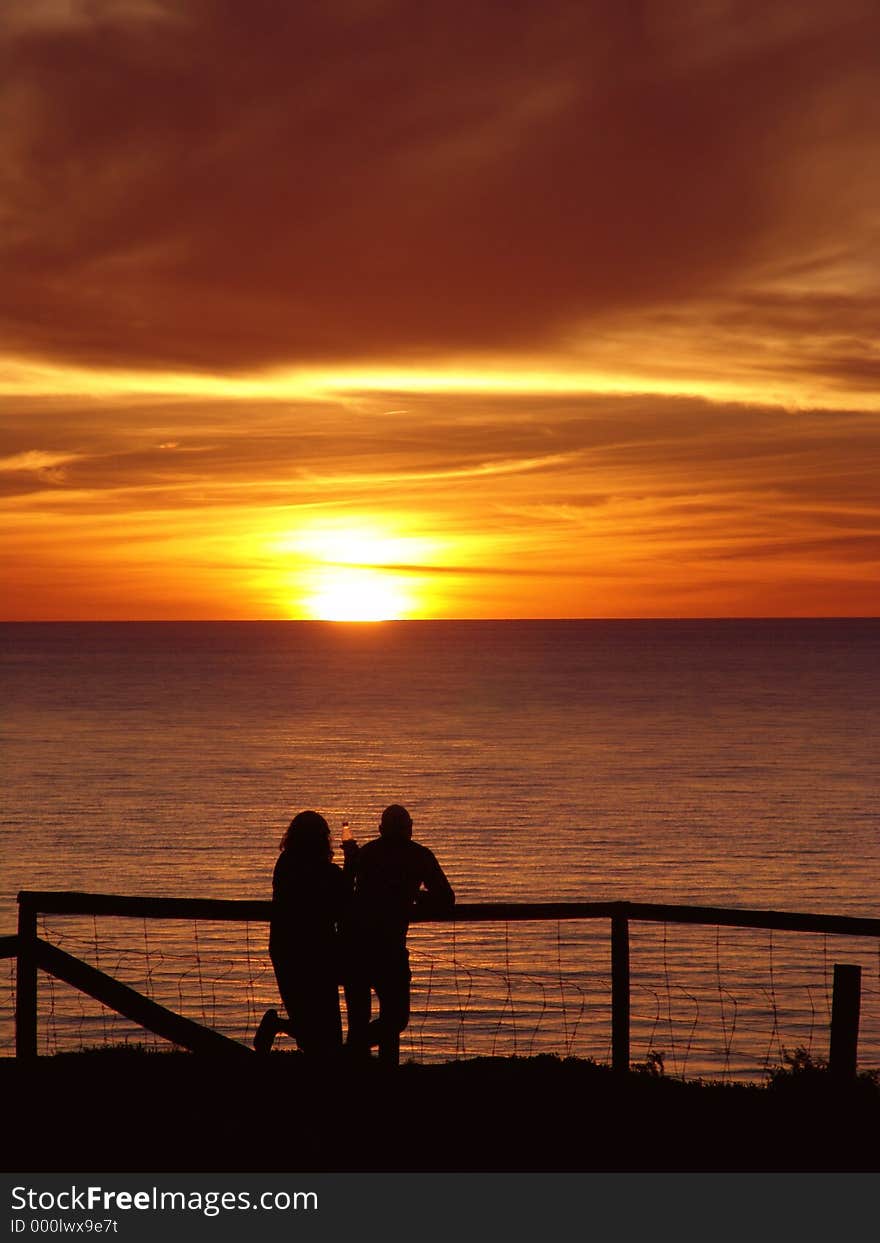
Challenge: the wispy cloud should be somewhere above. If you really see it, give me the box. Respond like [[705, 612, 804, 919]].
[[0, 448, 82, 485], [0, 449, 80, 472], [299, 452, 580, 488]]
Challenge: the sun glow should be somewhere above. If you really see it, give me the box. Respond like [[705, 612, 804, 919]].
[[304, 566, 413, 621], [277, 520, 435, 620]]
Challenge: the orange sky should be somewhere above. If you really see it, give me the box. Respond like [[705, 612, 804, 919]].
[[1, 1, 878, 619]]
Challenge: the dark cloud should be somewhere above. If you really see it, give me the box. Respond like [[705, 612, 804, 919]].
[[1, 0, 877, 371], [715, 292, 880, 339], [702, 533, 880, 563], [801, 353, 880, 388]]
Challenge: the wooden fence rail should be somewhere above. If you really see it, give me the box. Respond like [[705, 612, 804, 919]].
[[16, 890, 880, 937], [13, 890, 880, 1069]]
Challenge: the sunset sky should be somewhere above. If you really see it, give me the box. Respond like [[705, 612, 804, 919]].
[[2, 0, 878, 619]]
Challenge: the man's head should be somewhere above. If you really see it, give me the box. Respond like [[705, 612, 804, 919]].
[[379, 804, 413, 843]]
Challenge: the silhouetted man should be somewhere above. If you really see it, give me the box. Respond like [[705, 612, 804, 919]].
[[344, 804, 454, 1064]]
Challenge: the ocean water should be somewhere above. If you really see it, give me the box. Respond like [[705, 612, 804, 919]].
[[1, 620, 878, 1076]]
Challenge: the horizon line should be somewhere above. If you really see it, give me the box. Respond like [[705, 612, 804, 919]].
[[1, 616, 877, 625]]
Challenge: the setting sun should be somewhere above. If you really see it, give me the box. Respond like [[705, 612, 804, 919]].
[[272, 521, 437, 620], [304, 566, 413, 621]]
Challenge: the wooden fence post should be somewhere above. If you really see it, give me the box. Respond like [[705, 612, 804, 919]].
[[16, 895, 38, 1060], [611, 907, 630, 1075], [829, 963, 861, 1079]]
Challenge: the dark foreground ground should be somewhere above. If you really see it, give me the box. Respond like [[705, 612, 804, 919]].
[[3, 1050, 878, 1173]]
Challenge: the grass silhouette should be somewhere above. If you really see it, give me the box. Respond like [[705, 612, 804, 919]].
[[3, 1047, 878, 1173]]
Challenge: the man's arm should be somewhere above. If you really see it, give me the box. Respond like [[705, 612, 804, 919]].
[[415, 848, 455, 914], [340, 837, 360, 879]]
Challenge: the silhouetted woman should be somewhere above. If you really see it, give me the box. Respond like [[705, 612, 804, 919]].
[[255, 810, 353, 1056]]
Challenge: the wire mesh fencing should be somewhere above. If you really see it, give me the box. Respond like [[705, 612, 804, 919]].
[[4, 907, 879, 1081]]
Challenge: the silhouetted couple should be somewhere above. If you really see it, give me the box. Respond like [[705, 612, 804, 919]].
[[255, 804, 454, 1063]]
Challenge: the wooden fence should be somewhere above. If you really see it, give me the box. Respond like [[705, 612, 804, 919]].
[[8, 890, 880, 1071]]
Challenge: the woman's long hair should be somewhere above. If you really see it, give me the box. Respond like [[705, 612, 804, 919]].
[[279, 810, 332, 863]]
